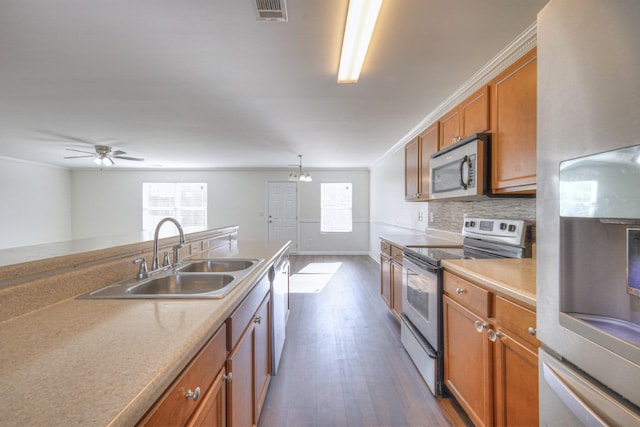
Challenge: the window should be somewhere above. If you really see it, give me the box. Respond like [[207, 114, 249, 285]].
[[142, 183, 207, 233], [321, 183, 352, 233]]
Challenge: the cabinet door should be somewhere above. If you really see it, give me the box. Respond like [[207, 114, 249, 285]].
[[187, 367, 227, 427], [227, 326, 254, 427], [491, 48, 537, 193], [439, 107, 460, 149], [380, 254, 391, 308], [461, 85, 490, 137], [391, 260, 403, 322], [443, 296, 493, 427], [419, 122, 439, 200], [254, 295, 271, 424], [405, 137, 420, 200], [493, 329, 539, 427]]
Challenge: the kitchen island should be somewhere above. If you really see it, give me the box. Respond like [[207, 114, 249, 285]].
[[0, 228, 289, 426]]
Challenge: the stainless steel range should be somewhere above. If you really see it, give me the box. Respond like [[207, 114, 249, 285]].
[[400, 218, 532, 396]]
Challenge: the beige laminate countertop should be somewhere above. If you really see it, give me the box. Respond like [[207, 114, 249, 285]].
[[0, 240, 289, 426], [379, 232, 462, 249], [441, 258, 536, 308]]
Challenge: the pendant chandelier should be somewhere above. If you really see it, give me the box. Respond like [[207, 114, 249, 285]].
[[288, 154, 312, 182]]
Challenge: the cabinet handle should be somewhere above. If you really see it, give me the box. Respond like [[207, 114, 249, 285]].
[[223, 372, 233, 382], [254, 316, 262, 324], [455, 288, 466, 295], [185, 387, 201, 401], [487, 329, 502, 342], [474, 320, 487, 333], [528, 327, 537, 336]]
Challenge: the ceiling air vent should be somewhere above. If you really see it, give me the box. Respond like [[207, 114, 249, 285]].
[[253, 0, 288, 22]]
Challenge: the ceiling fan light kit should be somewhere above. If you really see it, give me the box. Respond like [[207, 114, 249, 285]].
[[337, 0, 383, 83]]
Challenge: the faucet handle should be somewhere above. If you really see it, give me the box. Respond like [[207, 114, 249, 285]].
[[172, 244, 182, 266], [163, 251, 171, 267], [133, 257, 148, 279]]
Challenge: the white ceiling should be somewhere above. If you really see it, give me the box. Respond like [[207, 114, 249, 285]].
[[0, 0, 549, 170]]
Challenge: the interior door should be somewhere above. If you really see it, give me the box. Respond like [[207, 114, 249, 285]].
[[267, 182, 298, 252]]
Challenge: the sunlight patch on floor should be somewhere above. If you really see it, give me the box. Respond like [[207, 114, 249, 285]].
[[290, 262, 343, 293]]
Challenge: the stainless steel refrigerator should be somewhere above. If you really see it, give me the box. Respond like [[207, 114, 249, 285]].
[[537, 0, 640, 424]]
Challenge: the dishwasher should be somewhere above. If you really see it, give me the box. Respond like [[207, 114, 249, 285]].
[[269, 253, 290, 375]]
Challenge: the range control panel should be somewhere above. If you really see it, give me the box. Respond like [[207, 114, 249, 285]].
[[462, 217, 532, 246]]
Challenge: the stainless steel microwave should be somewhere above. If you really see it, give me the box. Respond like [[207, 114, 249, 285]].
[[429, 133, 490, 200]]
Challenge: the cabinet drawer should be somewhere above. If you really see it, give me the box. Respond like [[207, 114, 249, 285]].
[[443, 271, 491, 317], [227, 273, 270, 350], [380, 241, 391, 256], [495, 296, 539, 348], [391, 245, 403, 263], [139, 325, 228, 426]]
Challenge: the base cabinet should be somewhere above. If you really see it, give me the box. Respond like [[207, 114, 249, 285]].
[[140, 269, 276, 427], [379, 239, 403, 322], [443, 295, 493, 427], [443, 271, 539, 427], [138, 325, 228, 427], [187, 367, 227, 427], [227, 274, 272, 427]]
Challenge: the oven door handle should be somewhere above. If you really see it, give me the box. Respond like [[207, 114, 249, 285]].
[[403, 252, 440, 274]]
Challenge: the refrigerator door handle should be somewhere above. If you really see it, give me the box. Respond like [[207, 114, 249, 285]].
[[542, 363, 607, 427]]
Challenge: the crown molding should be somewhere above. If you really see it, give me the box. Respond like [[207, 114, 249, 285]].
[[372, 21, 537, 168]]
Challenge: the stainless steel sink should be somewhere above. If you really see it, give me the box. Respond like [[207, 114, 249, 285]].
[[78, 258, 264, 299], [176, 258, 259, 273], [127, 274, 234, 295]]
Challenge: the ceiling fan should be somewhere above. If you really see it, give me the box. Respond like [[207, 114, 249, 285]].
[[64, 144, 144, 166]]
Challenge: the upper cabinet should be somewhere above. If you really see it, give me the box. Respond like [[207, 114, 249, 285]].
[[403, 46, 537, 201], [490, 48, 537, 194], [405, 122, 439, 201], [439, 86, 490, 150]]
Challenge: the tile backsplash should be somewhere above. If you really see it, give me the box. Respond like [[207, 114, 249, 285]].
[[428, 198, 536, 238]]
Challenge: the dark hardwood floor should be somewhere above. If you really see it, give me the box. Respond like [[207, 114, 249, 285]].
[[258, 255, 470, 427]]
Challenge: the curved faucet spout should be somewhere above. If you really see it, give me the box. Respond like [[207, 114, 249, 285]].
[[152, 217, 186, 270]]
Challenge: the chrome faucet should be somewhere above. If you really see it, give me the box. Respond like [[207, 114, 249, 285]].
[[152, 217, 186, 270]]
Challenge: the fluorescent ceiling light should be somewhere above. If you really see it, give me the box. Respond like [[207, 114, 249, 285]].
[[337, 0, 383, 84]]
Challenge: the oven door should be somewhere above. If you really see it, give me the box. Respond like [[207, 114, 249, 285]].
[[402, 253, 441, 350]]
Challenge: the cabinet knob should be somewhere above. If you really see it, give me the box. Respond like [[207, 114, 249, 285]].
[[455, 288, 466, 295], [487, 329, 502, 342], [474, 320, 487, 333], [223, 372, 233, 382], [186, 387, 201, 401], [528, 327, 537, 336], [254, 316, 262, 324]]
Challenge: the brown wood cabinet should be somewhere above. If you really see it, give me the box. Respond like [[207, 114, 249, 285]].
[[490, 48, 537, 194], [439, 86, 490, 150], [227, 274, 272, 427], [379, 239, 403, 322], [139, 325, 228, 427], [443, 270, 540, 427], [141, 269, 276, 427], [405, 122, 439, 201]]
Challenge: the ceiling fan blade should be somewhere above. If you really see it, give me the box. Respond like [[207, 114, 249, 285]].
[[113, 155, 144, 161], [111, 150, 126, 156], [65, 148, 96, 155], [41, 131, 95, 145], [64, 155, 95, 159]]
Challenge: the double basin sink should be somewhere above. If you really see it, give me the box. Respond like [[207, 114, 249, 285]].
[[79, 258, 263, 299]]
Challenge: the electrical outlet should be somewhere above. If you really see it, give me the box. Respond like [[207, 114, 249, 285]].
[[418, 211, 424, 222]]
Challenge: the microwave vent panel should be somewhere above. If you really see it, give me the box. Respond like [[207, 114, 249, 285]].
[[253, 0, 288, 21]]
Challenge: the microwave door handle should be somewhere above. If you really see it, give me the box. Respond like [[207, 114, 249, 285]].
[[459, 155, 469, 189]]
